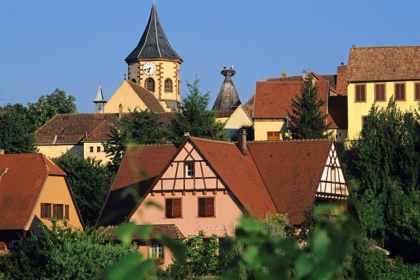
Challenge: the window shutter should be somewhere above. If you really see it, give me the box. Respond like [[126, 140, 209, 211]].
[[198, 198, 205, 217], [415, 84, 420, 100], [65, 205, 69, 219], [53, 204, 58, 218], [205, 198, 214, 217], [173, 199, 181, 217], [41, 204, 45, 218], [166, 199, 172, 218]]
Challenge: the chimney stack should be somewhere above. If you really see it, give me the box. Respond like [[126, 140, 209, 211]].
[[302, 69, 307, 79], [183, 132, 190, 141], [119, 104, 123, 119], [237, 129, 247, 156], [0, 149, 4, 155], [281, 70, 286, 78]]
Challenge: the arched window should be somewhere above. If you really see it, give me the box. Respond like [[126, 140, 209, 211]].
[[145, 78, 155, 92], [164, 78, 173, 92]]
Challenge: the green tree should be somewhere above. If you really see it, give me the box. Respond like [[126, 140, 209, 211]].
[[53, 153, 112, 226], [103, 109, 166, 173], [28, 88, 77, 129], [167, 77, 228, 143], [0, 103, 37, 153], [345, 98, 420, 262], [0, 222, 130, 280], [287, 75, 331, 139]]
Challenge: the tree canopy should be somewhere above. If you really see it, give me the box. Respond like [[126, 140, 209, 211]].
[[53, 153, 113, 226], [0, 103, 37, 154], [287, 75, 331, 139], [103, 109, 166, 173], [345, 98, 420, 262], [166, 77, 227, 143], [28, 88, 77, 129]]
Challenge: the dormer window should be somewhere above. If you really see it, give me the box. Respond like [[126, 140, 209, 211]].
[[185, 162, 194, 178]]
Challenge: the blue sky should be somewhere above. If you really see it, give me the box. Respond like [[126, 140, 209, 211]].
[[1, 0, 419, 113]]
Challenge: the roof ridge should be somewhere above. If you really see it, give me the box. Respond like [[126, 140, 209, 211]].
[[248, 139, 333, 143], [352, 45, 420, 49], [190, 136, 235, 145]]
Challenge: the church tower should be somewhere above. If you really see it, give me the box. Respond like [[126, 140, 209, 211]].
[[125, 3, 183, 104]]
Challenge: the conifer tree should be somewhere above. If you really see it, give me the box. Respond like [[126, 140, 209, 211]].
[[287, 75, 331, 139]]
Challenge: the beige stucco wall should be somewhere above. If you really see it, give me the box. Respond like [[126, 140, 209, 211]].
[[102, 80, 150, 114], [348, 81, 420, 139], [254, 120, 287, 141], [37, 144, 83, 159], [26, 175, 83, 234], [83, 142, 110, 164], [224, 106, 254, 139], [329, 128, 348, 143]]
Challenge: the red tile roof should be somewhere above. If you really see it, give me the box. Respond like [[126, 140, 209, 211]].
[[126, 81, 165, 113], [253, 79, 329, 118], [0, 154, 66, 230], [84, 120, 113, 142], [347, 46, 420, 82], [336, 65, 348, 96], [247, 140, 333, 225], [191, 138, 277, 218], [98, 144, 177, 226]]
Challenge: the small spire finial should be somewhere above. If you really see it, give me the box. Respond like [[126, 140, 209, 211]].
[[123, 73, 127, 80]]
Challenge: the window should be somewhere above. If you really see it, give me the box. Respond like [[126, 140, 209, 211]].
[[355, 84, 366, 102], [185, 162, 194, 178], [375, 84, 386, 101], [65, 205, 69, 219], [198, 197, 215, 217], [53, 204, 64, 219], [415, 83, 420, 101], [395, 83, 406, 101], [267, 131, 280, 141], [164, 78, 173, 92], [145, 78, 155, 92], [150, 243, 163, 259], [97, 146, 101, 152], [165, 198, 182, 218], [90, 146, 93, 153], [41, 203, 51, 219]]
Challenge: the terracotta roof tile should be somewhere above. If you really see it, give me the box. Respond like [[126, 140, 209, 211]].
[[34, 113, 120, 144], [347, 46, 420, 82], [247, 140, 332, 225], [98, 144, 177, 226], [0, 154, 65, 230], [126, 81, 165, 113], [84, 120, 113, 142], [243, 95, 255, 118], [253, 79, 329, 118], [336, 65, 348, 96]]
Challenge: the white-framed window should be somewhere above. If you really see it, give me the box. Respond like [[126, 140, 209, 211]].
[[150, 243, 163, 259], [185, 162, 194, 178]]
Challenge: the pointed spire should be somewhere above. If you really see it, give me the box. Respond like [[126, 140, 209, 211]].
[[212, 66, 241, 111], [93, 81, 107, 113], [125, 3, 182, 62]]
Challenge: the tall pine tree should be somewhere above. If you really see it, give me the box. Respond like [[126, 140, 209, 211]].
[[287, 75, 331, 139]]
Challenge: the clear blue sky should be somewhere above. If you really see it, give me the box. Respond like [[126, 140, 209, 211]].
[[1, 1, 419, 113]]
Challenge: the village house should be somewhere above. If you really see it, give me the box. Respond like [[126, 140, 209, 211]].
[[346, 45, 420, 140], [0, 152, 83, 251], [98, 133, 350, 266]]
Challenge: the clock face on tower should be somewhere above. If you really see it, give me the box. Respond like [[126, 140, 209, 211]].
[[143, 62, 156, 76]]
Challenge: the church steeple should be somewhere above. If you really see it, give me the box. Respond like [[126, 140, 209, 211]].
[[212, 66, 241, 111], [93, 82, 107, 113], [125, 3, 182, 103], [125, 4, 182, 62]]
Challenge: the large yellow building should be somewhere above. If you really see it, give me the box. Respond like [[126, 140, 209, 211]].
[[347, 46, 420, 140], [104, 3, 183, 113]]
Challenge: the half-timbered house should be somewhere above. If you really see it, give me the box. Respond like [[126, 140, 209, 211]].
[[98, 133, 350, 265]]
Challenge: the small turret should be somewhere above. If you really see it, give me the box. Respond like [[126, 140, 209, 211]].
[[212, 66, 241, 111], [93, 82, 107, 113]]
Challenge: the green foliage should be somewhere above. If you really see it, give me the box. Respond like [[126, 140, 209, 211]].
[[0, 103, 37, 153], [167, 77, 228, 142], [0, 221, 130, 280], [104, 109, 166, 173], [345, 98, 420, 262], [287, 75, 332, 139], [28, 88, 77, 129], [53, 153, 112, 226]]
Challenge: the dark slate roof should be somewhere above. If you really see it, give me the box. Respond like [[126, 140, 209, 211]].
[[0, 154, 66, 230], [161, 100, 181, 112], [125, 4, 182, 63], [212, 69, 241, 111], [347, 46, 420, 82]]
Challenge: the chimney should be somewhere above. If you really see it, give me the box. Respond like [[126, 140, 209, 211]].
[[0, 149, 4, 155], [183, 132, 190, 141], [237, 129, 247, 156], [281, 70, 286, 78], [302, 69, 307, 79], [119, 104, 123, 119]]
